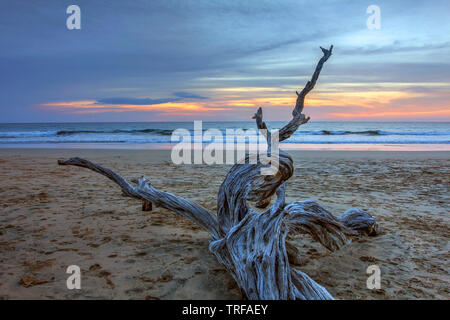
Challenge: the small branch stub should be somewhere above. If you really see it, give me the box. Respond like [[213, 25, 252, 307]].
[[142, 200, 152, 211]]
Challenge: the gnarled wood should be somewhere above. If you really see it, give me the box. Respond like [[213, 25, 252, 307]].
[[57, 46, 379, 300]]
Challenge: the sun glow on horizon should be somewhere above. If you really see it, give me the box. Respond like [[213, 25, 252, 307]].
[[39, 83, 450, 121]]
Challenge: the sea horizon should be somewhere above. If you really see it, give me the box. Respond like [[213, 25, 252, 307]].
[[0, 121, 449, 151]]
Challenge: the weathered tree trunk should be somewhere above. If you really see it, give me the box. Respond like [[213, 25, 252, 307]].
[[57, 46, 378, 300]]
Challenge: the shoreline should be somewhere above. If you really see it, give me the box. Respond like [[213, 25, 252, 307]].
[[0, 143, 449, 152], [1, 148, 449, 161]]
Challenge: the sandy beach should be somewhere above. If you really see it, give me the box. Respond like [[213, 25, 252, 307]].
[[0, 148, 448, 300]]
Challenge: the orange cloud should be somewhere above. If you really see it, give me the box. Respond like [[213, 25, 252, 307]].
[[38, 84, 450, 120], [41, 100, 98, 108], [328, 109, 450, 119], [40, 100, 228, 114]]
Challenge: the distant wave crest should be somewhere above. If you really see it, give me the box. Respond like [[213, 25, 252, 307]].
[[56, 128, 173, 136], [294, 130, 450, 136], [0, 125, 449, 145]]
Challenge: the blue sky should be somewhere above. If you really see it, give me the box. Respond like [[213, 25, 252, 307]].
[[0, 0, 449, 122]]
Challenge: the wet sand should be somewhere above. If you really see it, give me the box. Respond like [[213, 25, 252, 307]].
[[0, 148, 448, 299]]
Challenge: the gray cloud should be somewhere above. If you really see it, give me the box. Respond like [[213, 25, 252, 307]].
[[96, 97, 180, 105], [96, 91, 209, 106], [0, 0, 449, 121], [340, 41, 450, 56], [173, 92, 209, 100]]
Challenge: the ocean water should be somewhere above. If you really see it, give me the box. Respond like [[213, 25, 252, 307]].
[[0, 121, 449, 151]]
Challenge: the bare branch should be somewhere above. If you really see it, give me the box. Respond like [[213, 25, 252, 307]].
[[58, 157, 142, 198], [294, 45, 333, 115], [58, 157, 220, 239], [253, 46, 332, 142], [284, 200, 354, 251], [278, 45, 332, 141]]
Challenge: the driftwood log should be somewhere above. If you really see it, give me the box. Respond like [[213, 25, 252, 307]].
[[58, 46, 378, 300]]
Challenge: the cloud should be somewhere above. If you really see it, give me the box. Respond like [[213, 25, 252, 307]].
[[96, 97, 180, 105], [96, 93, 209, 106], [340, 41, 450, 56], [173, 92, 209, 99], [2, 0, 450, 122]]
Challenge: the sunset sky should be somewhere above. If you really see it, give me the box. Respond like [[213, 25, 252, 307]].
[[1, 0, 449, 122]]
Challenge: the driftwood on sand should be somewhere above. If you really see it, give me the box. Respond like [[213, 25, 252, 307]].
[[58, 46, 378, 300]]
